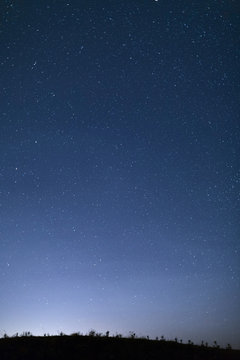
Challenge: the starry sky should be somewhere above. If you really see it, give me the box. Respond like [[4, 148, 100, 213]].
[[0, 0, 240, 349]]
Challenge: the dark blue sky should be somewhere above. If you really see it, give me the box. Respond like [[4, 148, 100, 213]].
[[1, 0, 239, 348]]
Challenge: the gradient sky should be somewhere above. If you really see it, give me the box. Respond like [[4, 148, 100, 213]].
[[0, 0, 240, 349]]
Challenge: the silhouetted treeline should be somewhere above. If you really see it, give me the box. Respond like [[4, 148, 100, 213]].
[[0, 332, 239, 360]]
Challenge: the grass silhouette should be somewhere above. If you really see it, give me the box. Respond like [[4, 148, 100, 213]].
[[0, 331, 239, 360]]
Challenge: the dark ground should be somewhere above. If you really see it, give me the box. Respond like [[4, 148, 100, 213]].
[[0, 335, 239, 360]]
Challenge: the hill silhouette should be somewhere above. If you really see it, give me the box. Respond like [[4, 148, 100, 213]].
[[0, 332, 239, 360]]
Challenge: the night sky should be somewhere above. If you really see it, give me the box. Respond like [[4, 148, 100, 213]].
[[1, 0, 240, 349]]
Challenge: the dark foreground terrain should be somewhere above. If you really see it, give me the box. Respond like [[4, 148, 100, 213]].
[[0, 334, 239, 360]]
